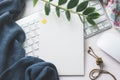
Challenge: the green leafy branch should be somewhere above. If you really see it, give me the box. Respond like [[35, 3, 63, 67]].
[[33, 0, 100, 26]]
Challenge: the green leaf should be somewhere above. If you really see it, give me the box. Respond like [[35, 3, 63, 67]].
[[88, 12, 100, 19], [76, 1, 89, 12], [33, 0, 38, 6], [67, 0, 79, 9], [83, 7, 95, 15], [58, 0, 67, 5], [56, 6, 60, 17], [45, 2, 51, 15], [49, 0, 53, 2], [87, 17, 96, 26], [65, 10, 71, 21]]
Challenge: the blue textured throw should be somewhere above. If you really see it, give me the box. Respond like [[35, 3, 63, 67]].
[[0, 0, 59, 80]]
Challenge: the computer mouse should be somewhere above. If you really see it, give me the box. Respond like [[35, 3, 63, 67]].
[[97, 32, 120, 62]]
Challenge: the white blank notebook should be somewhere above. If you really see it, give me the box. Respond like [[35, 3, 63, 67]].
[[17, 11, 84, 75], [39, 12, 84, 75]]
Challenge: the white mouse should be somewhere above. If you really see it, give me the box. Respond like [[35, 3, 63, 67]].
[[97, 32, 120, 63]]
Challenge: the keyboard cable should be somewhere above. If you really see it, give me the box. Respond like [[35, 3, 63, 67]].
[[88, 46, 117, 80]]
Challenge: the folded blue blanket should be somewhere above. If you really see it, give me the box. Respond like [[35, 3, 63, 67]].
[[0, 0, 59, 80]]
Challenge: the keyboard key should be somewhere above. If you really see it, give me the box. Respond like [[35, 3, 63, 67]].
[[31, 24, 37, 30], [95, 4, 102, 10], [35, 29, 40, 35], [25, 47, 33, 53], [33, 50, 40, 57], [95, 15, 107, 24], [33, 43, 39, 50], [32, 36, 39, 43], [27, 39, 34, 45], [98, 24, 104, 29], [97, 9, 105, 15], [28, 26, 34, 31], [89, 1, 99, 6], [26, 52, 34, 56], [22, 23, 28, 28], [92, 28, 98, 33], [26, 32, 31, 39], [24, 26, 30, 33], [28, 31, 35, 38], [104, 22, 111, 28], [28, 21, 34, 25], [86, 29, 92, 35], [97, 24, 102, 29]]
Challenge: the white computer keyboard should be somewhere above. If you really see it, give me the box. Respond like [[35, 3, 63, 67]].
[[16, 0, 112, 55], [16, 13, 41, 56], [84, 0, 112, 38]]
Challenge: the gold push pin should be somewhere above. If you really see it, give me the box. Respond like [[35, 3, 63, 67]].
[[41, 18, 47, 24]]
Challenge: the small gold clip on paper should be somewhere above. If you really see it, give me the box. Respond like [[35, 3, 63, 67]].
[[88, 46, 117, 80], [41, 18, 47, 24]]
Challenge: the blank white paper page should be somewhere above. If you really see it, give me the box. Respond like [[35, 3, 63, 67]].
[[38, 12, 84, 75]]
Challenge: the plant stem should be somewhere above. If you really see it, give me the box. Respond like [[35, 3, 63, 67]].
[[78, 14, 83, 23], [83, 17, 86, 28], [41, 0, 84, 16]]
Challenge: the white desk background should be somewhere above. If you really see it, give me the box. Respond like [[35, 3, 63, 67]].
[[17, 0, 120, 80]]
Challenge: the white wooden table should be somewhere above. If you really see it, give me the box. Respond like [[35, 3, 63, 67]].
[[17, 0, 120, 79]]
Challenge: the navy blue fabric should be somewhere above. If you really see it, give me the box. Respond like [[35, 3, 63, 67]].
[[0, 0, 59, 80]]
